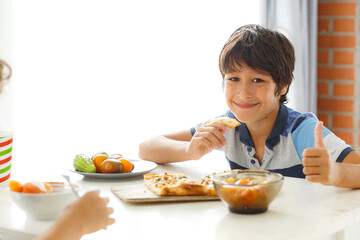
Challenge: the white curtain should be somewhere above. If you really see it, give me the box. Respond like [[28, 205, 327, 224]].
[[259, 0, 318, 114]]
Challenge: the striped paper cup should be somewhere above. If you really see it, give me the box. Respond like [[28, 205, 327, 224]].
[[0, 131, 13, 186]]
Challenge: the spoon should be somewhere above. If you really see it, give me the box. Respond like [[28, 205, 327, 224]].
[[62, 174, 79, 198]]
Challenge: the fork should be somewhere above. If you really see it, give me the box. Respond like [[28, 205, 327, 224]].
[[62, 174, 79, 198]]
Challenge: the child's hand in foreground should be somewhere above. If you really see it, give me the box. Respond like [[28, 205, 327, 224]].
[[64, 190, 115, 235], [37, 190, 115, 240], [186, 122, 230, 160], [302, 121, 339, 186]]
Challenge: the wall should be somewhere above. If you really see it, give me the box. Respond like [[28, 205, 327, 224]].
[[317, 0, 359, 151], [0, 0, 13, 131]]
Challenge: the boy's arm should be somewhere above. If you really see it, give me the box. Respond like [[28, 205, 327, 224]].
[[302, 121, 360, 188], [138, 130, 194, 164], [138, 123, 230, 164]]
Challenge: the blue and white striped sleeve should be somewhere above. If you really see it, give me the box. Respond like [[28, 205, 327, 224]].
[[291, 117, 353, 163]]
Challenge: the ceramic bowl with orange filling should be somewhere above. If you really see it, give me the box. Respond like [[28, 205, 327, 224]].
[[212, 170, 284, 214], [9, 180, 79, 220]]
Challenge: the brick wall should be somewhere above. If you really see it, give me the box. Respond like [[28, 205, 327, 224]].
[[317, 0, 359, 150]]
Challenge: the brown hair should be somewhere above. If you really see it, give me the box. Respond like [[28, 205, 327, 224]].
[[219, 24, 295, 104], [0, 59, 11, 92]]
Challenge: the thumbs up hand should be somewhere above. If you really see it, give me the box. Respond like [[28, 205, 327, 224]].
[[314, 121, 326, 149], [302, 121, 338, 185]]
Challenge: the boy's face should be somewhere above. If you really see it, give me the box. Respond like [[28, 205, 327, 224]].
[[224, 64, 287, 127]]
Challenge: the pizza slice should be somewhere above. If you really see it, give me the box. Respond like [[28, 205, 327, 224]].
[[209, 117, 241, 128], [144, 173, 216, 196]]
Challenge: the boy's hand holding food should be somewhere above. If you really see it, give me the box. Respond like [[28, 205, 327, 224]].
[[186, 117, 240, 160], [302, 121, 339, 186], [186, 122, 229, 160]]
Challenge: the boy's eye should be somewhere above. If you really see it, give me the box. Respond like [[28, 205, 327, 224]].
[[253, 78, 264, 83], [228, 77, 239, 81]]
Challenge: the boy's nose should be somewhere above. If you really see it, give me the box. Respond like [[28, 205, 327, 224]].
[[237, 83, 253, 99]]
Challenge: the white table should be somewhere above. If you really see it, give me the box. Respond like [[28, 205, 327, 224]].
[[1, 151, 360, 240]]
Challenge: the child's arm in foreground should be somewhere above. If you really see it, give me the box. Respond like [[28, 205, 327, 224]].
[[36, 190, 115, 240], [302, 121, 360, 188], [139, 122, 230, 163]]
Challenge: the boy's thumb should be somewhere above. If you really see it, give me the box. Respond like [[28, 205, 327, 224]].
[[314, 121, 325, 149]]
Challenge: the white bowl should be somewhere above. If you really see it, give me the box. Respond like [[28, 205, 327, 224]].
[[10, 182, 79, 220]]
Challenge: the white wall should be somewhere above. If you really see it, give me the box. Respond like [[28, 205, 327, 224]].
[[0, 0, 13, 131], [11, 0, 260, 173]]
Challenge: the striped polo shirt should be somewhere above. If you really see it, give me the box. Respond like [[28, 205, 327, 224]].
[[191, 104, 353, 178]]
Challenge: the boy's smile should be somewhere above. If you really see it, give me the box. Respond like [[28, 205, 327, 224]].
[[233, 102, 259, 109], [224, 64, 288, 131]]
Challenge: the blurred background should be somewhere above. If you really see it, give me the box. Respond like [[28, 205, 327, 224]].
[[2, 0, 262, 172]]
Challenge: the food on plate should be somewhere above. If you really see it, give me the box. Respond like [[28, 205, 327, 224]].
[[209, 117, 241, 128], [119, 159, 134, 173], [144, 173, 216, 196], [100, 159, 124, 173], [109, 154, 123, 159], [73, 154, 96, 173], [92, 154, 109, 173], [91, 152, 108, 158], [74, 152, 134, 174], [9, 180, 54, 194]]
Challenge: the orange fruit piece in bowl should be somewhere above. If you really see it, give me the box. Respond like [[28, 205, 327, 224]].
[[9, 180, 23, 192], [44, 183, 55, 193], [22, 182, 47, 194], [236, 179, 249, 185], [119, 159, 134, 173], [223, 177, 235, 184]]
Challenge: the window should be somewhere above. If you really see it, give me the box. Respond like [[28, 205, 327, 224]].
[[11, 0, 260, 169]]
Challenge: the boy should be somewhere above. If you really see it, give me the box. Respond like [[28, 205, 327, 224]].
[[139, 24, 360, 188]]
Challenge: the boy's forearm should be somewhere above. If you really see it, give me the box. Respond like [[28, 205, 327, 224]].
[[333, 162, 360, 188], [139, 136, 191, 163]]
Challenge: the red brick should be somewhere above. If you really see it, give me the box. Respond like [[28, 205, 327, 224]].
[[333, 83, 354, 97], [317, 113, 329, 127], [333, 51, 354, 64], [318, 50, 329, 64], [317, 98, 354, 112], [318, 82, 329, 96], [332, 130, 354, 145], [318, 35, 356, 48], [318, 67, 354, 80], [318, 3, 356, 16], [333, 18, 355, 32], [318, 19, 330, 32], [333, 114, 353, 129]]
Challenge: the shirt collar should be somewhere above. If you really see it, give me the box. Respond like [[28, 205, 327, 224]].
[[233, 104, 288, 150]]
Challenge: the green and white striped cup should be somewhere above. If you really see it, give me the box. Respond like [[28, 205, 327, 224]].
[[0, 131, 13, 186]]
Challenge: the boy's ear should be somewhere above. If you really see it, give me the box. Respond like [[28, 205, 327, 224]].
[[280, 85, 289, 95]]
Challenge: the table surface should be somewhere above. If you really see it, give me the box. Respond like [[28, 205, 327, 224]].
[[1, 151, 360, 240]]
